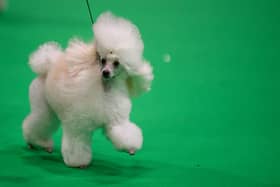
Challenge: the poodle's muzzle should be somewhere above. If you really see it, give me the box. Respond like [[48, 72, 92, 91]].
[[99, 52, 121, 81]]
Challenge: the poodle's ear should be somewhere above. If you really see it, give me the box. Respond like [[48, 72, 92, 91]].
[[126, 61, 154, 98]]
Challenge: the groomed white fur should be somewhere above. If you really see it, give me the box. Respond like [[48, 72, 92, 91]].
[[106, 122, 143, 151], [23, 12, 153, 167], [94, 12, 144, 72]]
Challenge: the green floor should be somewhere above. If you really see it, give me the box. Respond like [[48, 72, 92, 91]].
[[0, 0, 280, 186]]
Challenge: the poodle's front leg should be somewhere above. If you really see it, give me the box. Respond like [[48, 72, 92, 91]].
[[106, 120, 143, 155], [61, 119, 93, 168]]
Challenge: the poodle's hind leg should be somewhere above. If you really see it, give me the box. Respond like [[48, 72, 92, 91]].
[[61, 118, 94, 168], [22, 77, 59, 152]]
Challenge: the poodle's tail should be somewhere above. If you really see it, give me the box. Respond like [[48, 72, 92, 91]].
[[29, 42, 63, 75]]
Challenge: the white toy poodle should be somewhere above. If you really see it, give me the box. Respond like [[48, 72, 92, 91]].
[[22, 12, 153, 168]]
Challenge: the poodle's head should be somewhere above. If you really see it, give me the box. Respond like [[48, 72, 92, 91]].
[[93, 11, 144, 81], [96, 50, 126, 81]]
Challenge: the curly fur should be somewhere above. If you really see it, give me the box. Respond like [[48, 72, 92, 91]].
[[22, 11, 153, 167]]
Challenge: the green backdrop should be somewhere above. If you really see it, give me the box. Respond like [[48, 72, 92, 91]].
[[0, 0, 279, 186]]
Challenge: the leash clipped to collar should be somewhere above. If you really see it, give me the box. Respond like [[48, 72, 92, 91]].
[[86, 0, 94, 24]]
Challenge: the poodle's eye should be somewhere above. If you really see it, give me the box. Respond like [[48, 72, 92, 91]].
[[113, 61, 120, 68], [101, 58, 106, 65]]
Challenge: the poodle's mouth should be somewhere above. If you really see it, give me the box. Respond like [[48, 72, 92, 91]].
[[102, 75, 117, 81], [102, 76, 112, 81]]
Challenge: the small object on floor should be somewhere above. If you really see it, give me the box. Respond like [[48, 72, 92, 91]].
[[163, 53, 171, 63]]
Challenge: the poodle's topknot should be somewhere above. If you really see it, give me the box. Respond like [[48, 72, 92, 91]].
[[93, 12, 144, 71]]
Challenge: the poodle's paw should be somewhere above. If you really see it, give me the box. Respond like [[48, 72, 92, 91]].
[[45, 146, 53, 153], [64, 159, 91, 168], [27, 143, 53, 153], [107, 122, 143, 155], [128, 149, 135, 156], [79, 165, 88, 169], [62, 145, 92, 168], [68, 164, 89, 169]]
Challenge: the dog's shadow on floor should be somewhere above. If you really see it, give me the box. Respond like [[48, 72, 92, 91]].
[[1, 145, 275, 187], [19, 145, 153, 184]]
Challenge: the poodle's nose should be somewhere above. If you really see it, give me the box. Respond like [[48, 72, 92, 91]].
[[102, 70, 110, 79]]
